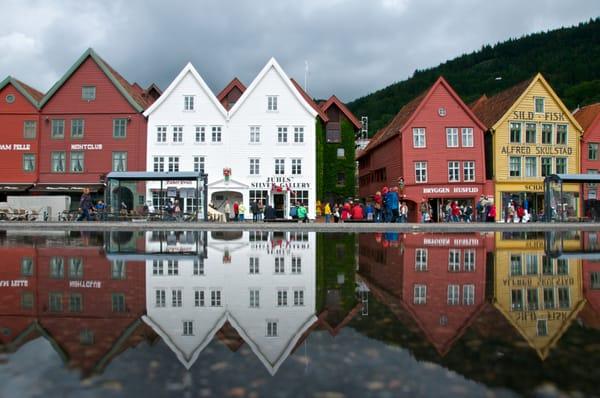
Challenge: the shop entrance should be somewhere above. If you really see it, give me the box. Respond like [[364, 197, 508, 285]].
[[501, 192, 544, 222], [273, 193, 285, 218], [426, 198, 475, 222]]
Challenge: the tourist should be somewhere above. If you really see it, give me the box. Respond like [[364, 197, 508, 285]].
[[388, 187, 400, 222], [173, 200, 182, 221], [365, 202, 374, 221], [516, 203, 525, 223], [297, 203, 308, 222], [381, 187, 390, 222], [374, 191, 383, 222], [420, 199, 431, 223], [333, 204, 341, 223], [224, 200, 231, 222], [341, 202, 352, 221], [257, 200, 265, 221], [324, 202, 332, 223], [451, 201, 461, 222], [487, 202, 496, 222], [351, 201, 364, 220], [238, 202, 246, 222], [464, 204, 473, 223], [444, 200, 452, 222], [77, 188, 93, 221], [233, 201, 239, 221], [507, 201, 515, 223], [95, 200, 106, 221], [289, 202, 298, 220], [399, 201, 408, 223], [250, 200, 259, 222]]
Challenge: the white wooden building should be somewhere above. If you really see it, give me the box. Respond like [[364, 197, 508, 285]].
[[143, 59, 318, 219]]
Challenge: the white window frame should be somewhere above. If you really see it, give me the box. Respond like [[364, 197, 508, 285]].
[[194, 156, 205, 174], [293, 126, 304, 143], [448, 161, 460, 182], [184, 95, 195, 111], [463, 161, 475, 182], [415, 248, 428, 271], [211, 126, 222, 143], [275, 158, 285, 175], [172, 126, 183, 143], [249, 158, 260, 175], [447, 284, 460, 305], [249, 289, 260, 308], [413, 284, 427, 304], [448, 249, 461, 272], [525, 156, 537, 178], [250, 126, 261, 143], [277, 126, 288, 143], [463, 284, 475, 305], [461, 127, 474, 147], [156, 126, 167, 143], [168, 156, 180, 172], [153, 156, 164, 172], [267, 95, 278, 111], [413, 128, 426, 148], [415, 161, 427, 183], [291, 158, 302, 175], [446, 128, 459, 148], [277, 289, 288, 306], [195, 126, 206, 143]]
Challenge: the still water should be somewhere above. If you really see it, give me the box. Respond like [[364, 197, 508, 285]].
[[0, 229, 598, 397]]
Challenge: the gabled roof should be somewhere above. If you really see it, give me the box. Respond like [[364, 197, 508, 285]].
[[320, 95, 362, 129], [0, 76, 44, 108], [574, 103, 600, 137], [143, 62, 227, 118], [228, 58, 319, 120], [39, 48, 151, 112], [470, 78, 534, 128], [290, 78, 328, 122], [216, 77, 246, 102]]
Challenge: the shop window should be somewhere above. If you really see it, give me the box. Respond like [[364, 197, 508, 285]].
[[525, 123, 536, 143], [541, 124, 552, 144], [509, 156, 521, 177], [556, 124, 567, 145], [509, 122, 521, 143], [589, 143, 599, 160]]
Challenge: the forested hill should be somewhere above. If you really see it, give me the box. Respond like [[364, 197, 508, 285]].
[[348, 18, 600, 135]]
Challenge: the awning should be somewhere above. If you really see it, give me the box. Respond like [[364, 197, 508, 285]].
[[30, 183, 105, 193], [0, 184, 33, 192]]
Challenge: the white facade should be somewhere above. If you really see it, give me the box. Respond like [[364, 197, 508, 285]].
[[144, 59, 318, 219], [142, 230, 317, 375]]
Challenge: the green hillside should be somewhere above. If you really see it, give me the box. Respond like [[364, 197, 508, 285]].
[[348, 18, 600, 135]]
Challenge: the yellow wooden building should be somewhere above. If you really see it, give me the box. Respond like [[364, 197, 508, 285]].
[[493, 232, 585, 359], [472, 74, 583, 221]]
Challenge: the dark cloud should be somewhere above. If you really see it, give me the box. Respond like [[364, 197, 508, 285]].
[[0, 0, 598, 102]]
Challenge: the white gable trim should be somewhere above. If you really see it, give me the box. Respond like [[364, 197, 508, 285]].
[[228, 57, 318, 120], [143, 62, 227, 118]]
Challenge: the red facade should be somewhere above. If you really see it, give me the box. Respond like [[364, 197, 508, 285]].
[[358, 77, 489, 221], [574, 103, 600, 217]]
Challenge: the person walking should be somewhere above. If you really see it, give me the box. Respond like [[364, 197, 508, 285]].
[[289, 202, 298, 220], [257, 200, 265, 222], [420, 199, 431, 223], [233, 201, 239, 221], [77, 188, 93, 221], [399, 201, 408, 223], [250, 200, 258, 222], [324, 202, 332, 223], [374, 191, 383, 222], [224, 200, 231, 222], [351, 201, 364, 220], [238, 202, 246, 222], [297, 203, 308, 222]]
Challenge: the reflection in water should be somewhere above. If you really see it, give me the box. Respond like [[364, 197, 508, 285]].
[[0, 229, 599, 395]]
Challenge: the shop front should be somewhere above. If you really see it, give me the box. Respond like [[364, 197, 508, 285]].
[[404, 184, 486, 222]]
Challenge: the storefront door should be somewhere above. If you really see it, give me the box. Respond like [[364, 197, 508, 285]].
[[273, 193, 285, 218]]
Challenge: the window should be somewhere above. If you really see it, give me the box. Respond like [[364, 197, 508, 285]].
[[249, 158, 260, 175], [113, 119, 127, 138], [509, 122, 521, 143], [80, 329, 95, 345], [294, 127, 304, 143], [543, 288, 555, 309], [82, 86, 96, 100], [448, 249, 460, 272], [291, 257, 301, 274], [49, 293, 63, 312], [511, 289, 523, 311], [21, 292, 34, 310], [23, 120, 36, 139], [267, 95, 278, 111], [183, 321, 194, 336], [277, 289, 288, 306], [415, 249, 428, 271], [557, 258, 568, 275], [541, 157, 552, 177], [415, 161, 427, 183], [509, 156, 521, 177], [152, 260, 164, 275], [21, 257, 34, 276], [112, 152, 127, 171], [463, 161, 475, 182], [51, 119, 65, 138], [195, 126, 205, 143], [464, 250, 475, 272], [525, 123, 536, 143], [153, 156, 164, 172], [412, 128, 426, 148], [556, 124, 567, 145], [556, 157, 567, 174], [448, 285, 460, 305], [275, 257, 285, 274], [70, 151, 84, 173], [542, 256, 553, 275], [292, 159, 302, 175], [461, 128, 473, 147], [156, 126, 167, 143], [525, 156, 537, 178], [326, 123, 341, 143], [558, 287, 570, 309], [413, 284, 427, 304], [537, 319, 548, 336], [250, 289, 260, 308], [172, 289, 182, 307], [195, 290, 205, 307], [275, 158, 285, 175], [589, 143, 599, 160], [193, 156, 205, 174], [210, 289, 222, 306], [211, 126, 222, 142], [277, 126, 288, 143], [172, 126, 183, 143], [68, 258, 83, 279], [447, 161, 460, 182], [250, 126, 260, 143], [112, 260, 126, 279], [337, 172, 345, 186], [294, 190, 309, 206], [446, 128, 459, 147], [249, 257, 259, 274], [49, 258, 63, 279], [591, 272, 600, 289], [534, 97, 544, 113], [526, 255, 538, 275], [266, 321, 278, 337], [69, 294, 83, 312], [168, 156, 179, 172], [193, 259, 204, 275], [337, 148, 345, 158], [23, 154, 35, 172], [167, 260, 179, 275], [184, 95, 194, 111], [542, 124, 552, 144], [51, 151, 66, 172], [527, 288, 539, 310], [510, 254, 522, 275], [71, 119, 84, 138], [294, 289, 304, 306], [111, 294, 126, 312]]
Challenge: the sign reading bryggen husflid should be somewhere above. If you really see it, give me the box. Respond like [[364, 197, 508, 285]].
[[471, 74, 583, 221]]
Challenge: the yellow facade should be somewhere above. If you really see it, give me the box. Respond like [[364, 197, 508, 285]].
[[493, 233, 584, 359], [491, 75, 583, 220]]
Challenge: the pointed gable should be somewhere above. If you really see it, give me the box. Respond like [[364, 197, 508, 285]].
[[470, 78, 534, 128], [217, 78, 246, 110], [574, 103, 600, 138], [0, 76, 43, 109], [320, 95, 361, 130], [290, 78, 328, 122]]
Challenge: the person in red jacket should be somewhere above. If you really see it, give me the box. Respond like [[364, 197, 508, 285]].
[[351, 202, 364, 220], [233, 201, 239, 221], [341, 202, 352, 221], [374, 191, 383, 222]]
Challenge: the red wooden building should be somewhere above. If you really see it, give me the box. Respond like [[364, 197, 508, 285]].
[[0, 77, 43, 200], [574, 103, 600, 218], [357, 77, 489, 221], [36, 48, 158, 209]]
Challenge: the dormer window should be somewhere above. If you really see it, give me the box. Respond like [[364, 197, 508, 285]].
[[267, 95, 278, 111], [534, 97, 544, 113], [82, 86, 96, 101], [184, 95, 195, 111]]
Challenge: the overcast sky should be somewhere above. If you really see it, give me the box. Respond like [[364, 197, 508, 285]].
[[0, 0, 598, 102]]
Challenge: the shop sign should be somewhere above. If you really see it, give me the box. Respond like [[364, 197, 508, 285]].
[[0, 279, 28, 287], [500, 145, 572, 155], [423, 238, 480, 246], [251, 176, 311, 189], [422, 186, 479, 194], [69, 280, 102, 288], [502, 276, 574, 287], [166, 180, 194, 185], [512, 111, 566, 121], [0, 144, 30, 151], [524, 184, 544, 191], [515, 311, 568, 323], [71, 144, 103, 150]]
